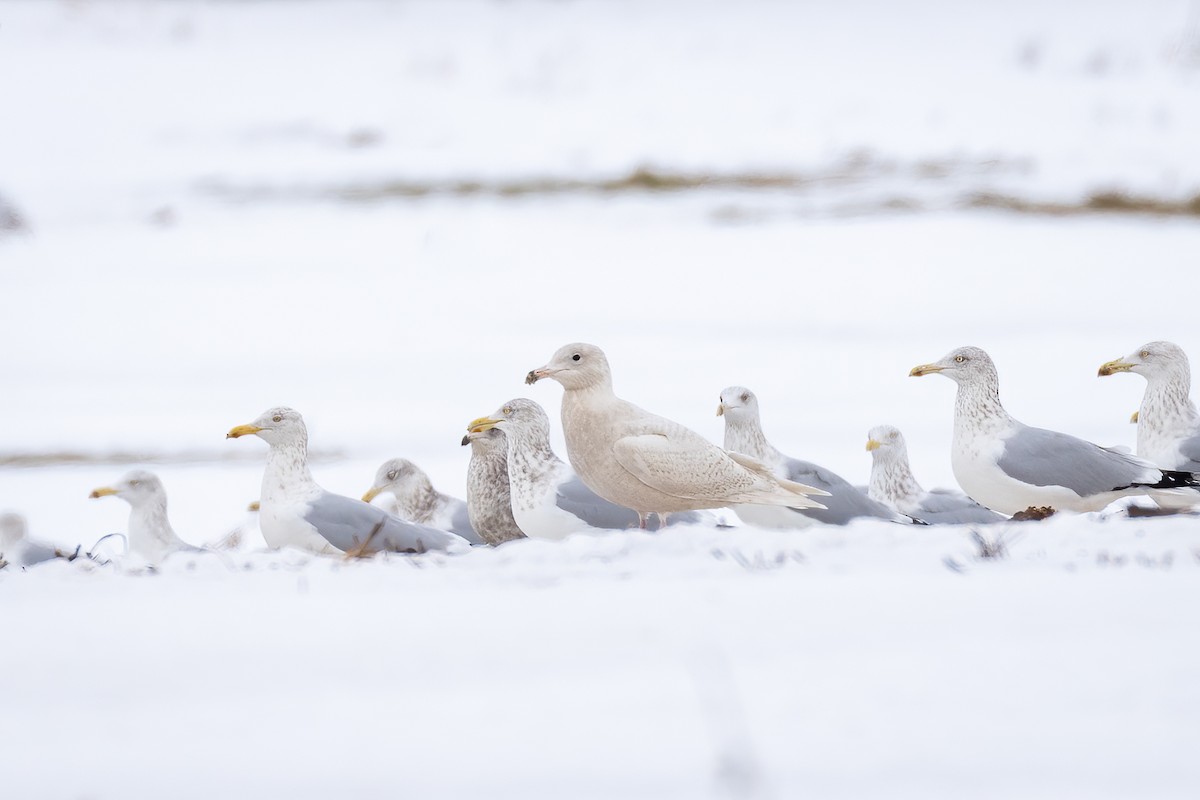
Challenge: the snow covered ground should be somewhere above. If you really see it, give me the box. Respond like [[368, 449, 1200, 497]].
[[2, 1, 1200, 797]]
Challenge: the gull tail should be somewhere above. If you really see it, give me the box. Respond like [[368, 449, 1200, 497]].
[[1131, 469, 1200, 510]]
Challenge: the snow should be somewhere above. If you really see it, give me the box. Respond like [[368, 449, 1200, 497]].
[[2, 1, 1200, 797]]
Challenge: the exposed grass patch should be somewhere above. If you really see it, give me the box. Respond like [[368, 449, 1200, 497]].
[[968, 190, 1200, 218]]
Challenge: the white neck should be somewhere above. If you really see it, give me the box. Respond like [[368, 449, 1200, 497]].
[[262, 438, 319, 504], [1138, 369, 1199, 452], [953, 377, 1014, 440], [722, 415, 782, 462], [869, 451, 924, 506], [127, 497, 183, 558]]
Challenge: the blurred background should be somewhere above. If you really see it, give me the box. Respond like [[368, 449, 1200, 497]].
[[2, 0, 1199, 545]]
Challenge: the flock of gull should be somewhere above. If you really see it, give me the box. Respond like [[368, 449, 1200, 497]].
[[3, 340, 1198, 569]]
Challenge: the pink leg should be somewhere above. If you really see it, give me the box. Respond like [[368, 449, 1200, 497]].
[[638, 512, 650, 529]]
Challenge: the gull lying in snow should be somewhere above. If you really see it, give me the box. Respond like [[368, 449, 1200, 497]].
[[362, 458, 485, 545], [717, 386, 913, 527], [1, 512, 74, 567], [461, 427, 526, 545], [1098, 341, 1200, 472], [526, 343, 828, 527], [89, 470, 203, 565], [228, 407, 465, 556], [865, 425, 1006, 524], [911, 346, 1200, 515], [469, 398, 716, 539]]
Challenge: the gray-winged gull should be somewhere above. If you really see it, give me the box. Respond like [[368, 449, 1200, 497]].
[[865, 425, 1006, 524], [89, 470, 203, 564], [1, 512, 74, 567], [461, 427, 526, 545], [525, 343, 828, 526], [362, 458, 485, 545], [910, 346, 1200, 514], [1098, 341, 1200, 471], [718, 386, 912, 527], [227, 407, 465, 555], [469, 398, 717, 539]]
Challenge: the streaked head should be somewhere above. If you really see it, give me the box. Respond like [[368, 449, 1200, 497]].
[[526, 343, 611, 391], [716, 386, 760, 421], [363, 458, 423, 503], [910, 346, 996, 386], [865, 425, 907, 460], [1, 512, 27, 548], [1098, 341, 1190, 381], [468, 398, 551, 442], [226, 406, 306, 446]]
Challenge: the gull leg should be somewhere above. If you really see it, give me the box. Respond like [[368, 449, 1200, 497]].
[[657, 512, 670, 529], [637, 512, 650, 529], [343, 520, 386, 560]]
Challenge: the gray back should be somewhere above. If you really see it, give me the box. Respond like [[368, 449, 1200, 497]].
[[997, 425, 1154, 497]]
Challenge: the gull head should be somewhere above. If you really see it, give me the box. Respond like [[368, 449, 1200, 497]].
[[865, 424, 907, 461], [462, 426, 505, 451], [469, 398, 551, 442], [227, 406, 306, 446], [910, 346, 995, 386], [1, 512, 27, 549], [89, 470, 166, 507], [716, 386, 761, 422], [363, 458, 420, 503], [1098, 340, 1189, 381], [526, 342, 610, 391]]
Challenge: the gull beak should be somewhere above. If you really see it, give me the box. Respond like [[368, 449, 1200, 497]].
[[468, 416, 502, 433], [1098, 358, 1134, 377], [865, 439, 882, 451], [89, 486, 117, 499], [525, 366, 555, 385], [361, 487, 382, 504], [248, 501, 260, 512], [716, 402, 725, 416], [1130, 411, 1139, 424], [909, 363, 944, 377], [226, 424, 263, 439], [461, 433, 471, 446]]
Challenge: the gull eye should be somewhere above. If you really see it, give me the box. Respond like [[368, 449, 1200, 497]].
[[386, 470, 398, 481], [571, 353, 581, 362], [129, 480, 140, 487], [503, 406, 512, 415], [954, 355, 965, 363], [272, 414, 282, 423], [740, 393, 749, 402], [889, 431, 898, 439], [1140, 350, 1150, 359]]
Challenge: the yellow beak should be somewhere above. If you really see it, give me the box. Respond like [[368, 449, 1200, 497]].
[[909, 363, 944, 377], [226, 424, 263, 439], [865, 439, 882, 451], [247, 501, 260, 512], [89, 486, 117, 499], [1130, 411, 1139, 424], [1098, 359, 1134, 377], [361, 487, 382, 504], [468, 416, 502, 433]]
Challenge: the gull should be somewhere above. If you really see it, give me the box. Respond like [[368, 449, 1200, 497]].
[[362, 458, 485, 545], [1098, 341, 1200, 471], [910, 346, 1199, 515], [865, 425, 1006, 524], [89, 470, 202, 564], [1, 512, 75, 567], [461, 427, 526, 545], [469, 398, 717, 539], [526, 343, 827, 527], [227, 407, 465, 555], [718, 386, 913, 527]]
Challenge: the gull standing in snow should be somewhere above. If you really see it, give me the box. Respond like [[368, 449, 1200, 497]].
[[227, 407, 465, 555], [910, 346, 1200, 515], [1, 512, 75, 567], [865, 425, 1006, 524], [1098, 341, 1200, 471], [717, 386, 912, 527], [526, 343, 828, 527], [362, 458, 485, 545], [461, 427, 526, 545], [89, 470, 203, 565]]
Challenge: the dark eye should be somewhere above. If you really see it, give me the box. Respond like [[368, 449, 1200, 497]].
[[272, 414, 282, 422], [954, 355, 965, 363], [740, 393, 749, 402], [386, 470, 398, 481], [571, 354, 581, 362]]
